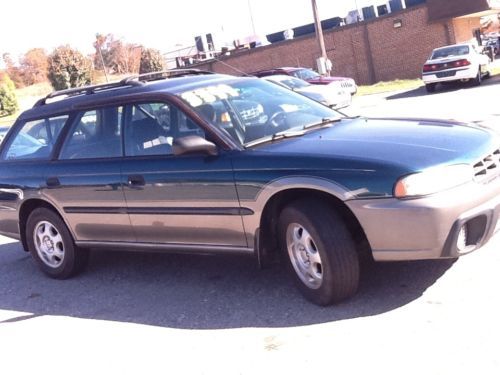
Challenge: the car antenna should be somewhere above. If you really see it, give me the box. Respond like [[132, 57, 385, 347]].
[[207, 55, 253, 77]]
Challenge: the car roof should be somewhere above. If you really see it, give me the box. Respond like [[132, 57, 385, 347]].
[[18, 72, 252, 121], [262, 74, 301, 82], [432, 43, 473, 51], [251, 67, 306, 76]]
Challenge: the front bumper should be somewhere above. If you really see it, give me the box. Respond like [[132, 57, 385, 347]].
[[422, 66, 477, 84], [346, 177, 500, 261]]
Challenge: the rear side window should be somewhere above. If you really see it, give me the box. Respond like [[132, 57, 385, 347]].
[[59, 106, 123, 160], [3, 115, 69, 161]]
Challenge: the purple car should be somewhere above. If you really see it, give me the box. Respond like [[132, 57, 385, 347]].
[[251, 67, 357, 95]]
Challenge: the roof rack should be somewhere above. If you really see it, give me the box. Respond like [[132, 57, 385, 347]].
[[122, 69, 214, 85], [33, 79, 144, 107], [33, 69, 214, 108]]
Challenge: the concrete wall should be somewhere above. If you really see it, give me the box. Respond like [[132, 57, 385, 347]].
[[452, 17, 481, 43], [192, 5, 475, 85]]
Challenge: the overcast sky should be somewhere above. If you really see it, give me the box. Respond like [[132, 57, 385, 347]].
[[1, 0, 379, 61]]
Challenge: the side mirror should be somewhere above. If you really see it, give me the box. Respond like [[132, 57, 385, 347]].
[[172, 135, 218, 156]]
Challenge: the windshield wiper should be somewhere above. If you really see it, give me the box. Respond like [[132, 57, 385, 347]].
[[245, 118, 342, 148], [245, 129, 307, 148], [271, 129, 307, 141], [303, 117, 342, 130]]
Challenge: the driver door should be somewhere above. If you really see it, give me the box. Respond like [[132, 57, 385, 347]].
[[121, 101, 248, 248]]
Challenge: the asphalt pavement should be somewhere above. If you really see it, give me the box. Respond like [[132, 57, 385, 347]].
[[1, 77, 500, 375]]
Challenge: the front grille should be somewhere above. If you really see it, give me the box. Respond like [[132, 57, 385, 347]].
[[473, 148, 500, 182]]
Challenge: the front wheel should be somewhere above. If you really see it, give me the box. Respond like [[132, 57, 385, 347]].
[[26, 207, 89, 279], [278, 199, 360, 305]]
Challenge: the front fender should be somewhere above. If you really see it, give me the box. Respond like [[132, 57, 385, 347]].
[[238, 175, 354, 246]]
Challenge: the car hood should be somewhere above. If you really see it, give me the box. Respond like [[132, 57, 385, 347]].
[[255, 117, 499, 171], [297, 84, 343, 95], [306, 76, 349, 84]]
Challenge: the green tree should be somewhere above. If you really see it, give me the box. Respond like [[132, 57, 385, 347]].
[[0, 72, 19, 116], [47, 46, 91, 90], [139, 48, 165, 74]]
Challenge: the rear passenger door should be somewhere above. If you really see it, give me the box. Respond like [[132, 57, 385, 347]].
[[121, 101, 248, 248], [43, 105, 134, 243]]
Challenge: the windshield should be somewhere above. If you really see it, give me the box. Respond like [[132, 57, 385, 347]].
[[292, 69, 321, 80], [431, 45, 469, 59], [178, 78, 341, 147], [277, 77, 310, 89]]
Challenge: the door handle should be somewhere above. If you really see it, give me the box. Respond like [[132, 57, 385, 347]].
[[127, 175, 145, 187], [46, 177, 60, 188]]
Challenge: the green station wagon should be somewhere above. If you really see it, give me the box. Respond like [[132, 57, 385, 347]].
[[0, 70, 499, 305]]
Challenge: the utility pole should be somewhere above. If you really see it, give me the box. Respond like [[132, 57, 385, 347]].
[[311, 0, 328, 74], [247, 0, 257, 36], [95, 34, 109, 83]]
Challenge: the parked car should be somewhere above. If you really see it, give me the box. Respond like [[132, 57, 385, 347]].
[[251, 67, 358, 95], [422, 43, 491, 93], [482, 35, 499, 57], [262, 74, 352, 109], [1, 70, 499, 306]]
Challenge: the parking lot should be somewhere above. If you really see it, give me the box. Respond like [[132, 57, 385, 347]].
[[1, 77, 500, 375]]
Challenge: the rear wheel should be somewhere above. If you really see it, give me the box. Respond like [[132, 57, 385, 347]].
[[278, 199, 360, 305], [26, 207, 89, 279], [425, 83, 436, 93], [484, 65, 491, 79], [472, 68, 482, 86]]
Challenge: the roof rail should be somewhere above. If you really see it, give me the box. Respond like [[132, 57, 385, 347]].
[[122, 69, 214, 85], [33, 79, 144, 108], [33, 69, 214, 108]]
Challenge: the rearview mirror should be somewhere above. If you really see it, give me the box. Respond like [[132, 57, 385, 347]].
[[172, 135, 218, 156]]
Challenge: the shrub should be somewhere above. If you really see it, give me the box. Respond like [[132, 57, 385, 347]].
[[0, 72, 19, 116], [139, 48, 165, 74], [47, 46, 91, 90]]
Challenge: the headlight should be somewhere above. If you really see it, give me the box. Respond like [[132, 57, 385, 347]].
[[394, 164, 473, 198]]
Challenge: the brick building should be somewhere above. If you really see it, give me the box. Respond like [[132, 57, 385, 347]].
[[193, 0, 500, 85]]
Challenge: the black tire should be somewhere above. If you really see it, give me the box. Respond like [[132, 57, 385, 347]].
[[472, 69, 482, 86], [278, 199, 360, 306], [26, 207, 89, 279], [425, 83, 436, 93]]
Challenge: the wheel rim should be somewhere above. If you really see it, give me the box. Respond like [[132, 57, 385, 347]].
[[286, 223, 323, 289], [33, 221, 65, 268]]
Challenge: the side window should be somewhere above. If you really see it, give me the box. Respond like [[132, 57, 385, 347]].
[[3, 115, 69, 160], [124, 102, 205, 157], [59, 106, 123, 160]]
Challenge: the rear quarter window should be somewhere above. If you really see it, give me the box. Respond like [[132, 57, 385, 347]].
[[2, 115, 69, 161]]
